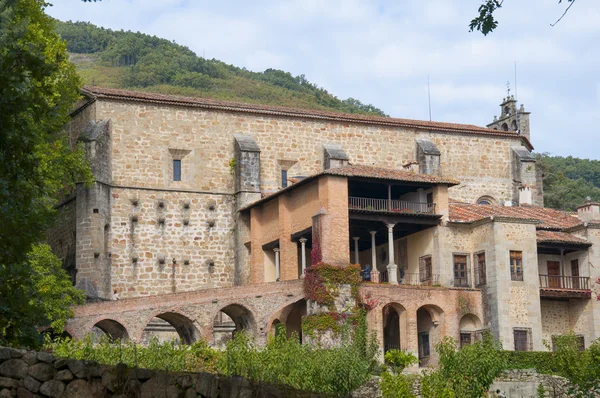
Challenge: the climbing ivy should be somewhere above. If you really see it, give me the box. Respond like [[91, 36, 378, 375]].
[[302, 263, 361, 309]]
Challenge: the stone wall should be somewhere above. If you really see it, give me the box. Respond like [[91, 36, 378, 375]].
[[489, 369, 571, 398], [0, 346, 318, 398]]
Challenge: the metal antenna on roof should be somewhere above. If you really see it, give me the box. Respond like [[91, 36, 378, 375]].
[[427, 75, 432, 121]]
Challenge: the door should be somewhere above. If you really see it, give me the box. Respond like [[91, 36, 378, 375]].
[[547, 261, 561, 288], [571, 260, 580, 289]]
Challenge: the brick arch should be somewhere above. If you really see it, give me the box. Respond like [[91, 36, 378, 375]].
[[92, 319, 129, 341], [212, 302, 258, 340], [381, 302, 408, 352], [264, 296, 307, 333], [138, 310, 203, 345]]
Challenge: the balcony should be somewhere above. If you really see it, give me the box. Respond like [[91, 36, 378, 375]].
[[349, 197, 436, 215], [539, 275, 591, 298], [363, 271, 440, 286]]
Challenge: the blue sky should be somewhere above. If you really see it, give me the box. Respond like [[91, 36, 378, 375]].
[[47, 0, 600, 159]]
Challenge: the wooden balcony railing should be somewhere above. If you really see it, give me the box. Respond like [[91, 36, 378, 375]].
[[361, 270, 440, 286], [539, 275, 590, 290], [349, 197, 436, 214]]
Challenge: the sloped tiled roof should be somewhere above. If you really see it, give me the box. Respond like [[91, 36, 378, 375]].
[[536, 230, 591, 246], [80, 86, 532, 147], [242, 165, 457, 211], [449, 203, 583, 230], [323, 165, 459, 185]]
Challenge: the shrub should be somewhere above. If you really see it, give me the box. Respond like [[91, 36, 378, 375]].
[[384, 350, 418, 372], [380, 371, 416, 398]]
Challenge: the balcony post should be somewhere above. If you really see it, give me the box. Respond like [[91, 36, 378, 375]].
[[352, 237, 360, 264], [386, 223, 398, 284], [273, 247, 280, 281], [299, 237, 308, 277], [387, 184, 392, 211], [370, 231, 377, 270]]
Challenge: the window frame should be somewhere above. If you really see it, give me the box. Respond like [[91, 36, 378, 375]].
[[513, 328, 532, 352], [281, 169, 288, 188], [474, 251, 487, 286], [453, 253, 470, 287], [418, 332, 430, 358], [510, 251, 523, 281], [173, 159, 182, 182], [419, 255, 433, 284]]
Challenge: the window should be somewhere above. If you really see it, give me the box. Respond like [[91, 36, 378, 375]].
[[281, 169, 288, 188], [476, 195, 496, 205], [173, 159, 182, 181], [475, 252, 486, 286], [510, 251, 523, 281], [460, 332, 472, 348], [513, 328, 531, 351], [453, 254, 469, 287], [419, 256, 433, 284], [419, 332, 430, 357], [571, 259, 580, 289]]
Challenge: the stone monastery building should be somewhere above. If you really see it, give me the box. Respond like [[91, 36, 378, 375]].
[[53, 86, 600, 365]]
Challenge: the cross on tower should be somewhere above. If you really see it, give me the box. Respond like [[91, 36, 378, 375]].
[[506, 81, 511, 97]]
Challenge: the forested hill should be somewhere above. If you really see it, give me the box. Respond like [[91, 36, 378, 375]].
[[54, 20, 387, 116], [538, 155, 600, 211]]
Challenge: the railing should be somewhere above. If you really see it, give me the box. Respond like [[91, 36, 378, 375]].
[[349, 197, 436, 214], [361, 270, 440, 286], [539, 275, 590, 290]]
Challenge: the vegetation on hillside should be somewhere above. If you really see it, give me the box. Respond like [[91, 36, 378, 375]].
[[538, 154, 600, 211], [54, 20, 388, 116]]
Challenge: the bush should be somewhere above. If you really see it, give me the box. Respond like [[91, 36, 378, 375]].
[[384, 350, 417, 372], [380, 371, 416, 398]]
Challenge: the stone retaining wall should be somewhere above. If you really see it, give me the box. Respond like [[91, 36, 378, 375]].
[[0, 347, 321, 398]]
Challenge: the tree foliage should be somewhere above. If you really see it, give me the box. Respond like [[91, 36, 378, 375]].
[[0, 0, 91, 346], [470, 0, 576, 35], [538, 153, 600, 211], [54, 20, 388, 117]]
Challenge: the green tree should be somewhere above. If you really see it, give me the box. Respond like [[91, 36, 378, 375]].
[[0, 0, 91, 346]]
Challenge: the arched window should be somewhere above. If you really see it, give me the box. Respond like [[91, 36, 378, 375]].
[[511, 120, 518, 131], [476, 195, 496, 205], [501, 123, 509, 131], [504, 106, 510, 116]]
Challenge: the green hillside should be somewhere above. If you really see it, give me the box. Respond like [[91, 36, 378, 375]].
[[55, 20, 387, 116]]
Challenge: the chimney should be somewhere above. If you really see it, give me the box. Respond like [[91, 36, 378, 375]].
[[577, 197, 600, 222], [518, 186, 532, 206]]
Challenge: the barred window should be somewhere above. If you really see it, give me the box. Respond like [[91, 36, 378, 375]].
[[510, 251, 523, 281], [460, 332, 472, 348], [419, 256, 432, 283], [514, 328, 532, 351], [419, 332, 430, 357], [475, 252, 486, 286], [453, 254, 469, 287]]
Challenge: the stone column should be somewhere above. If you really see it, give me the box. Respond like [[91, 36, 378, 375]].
[[386, 223, 398, 284], [370, 231, 377, 270], [353, 237, 360, 264], [274, 248, 280, 281], [299, 237, 308, 276]]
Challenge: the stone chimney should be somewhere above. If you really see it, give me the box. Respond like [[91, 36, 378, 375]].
[[518, 186, 532, 206], [577, 197, 600, 222], [323, 144, 349, 169]]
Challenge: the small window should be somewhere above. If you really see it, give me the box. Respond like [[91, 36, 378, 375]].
[[501, 123, 509, 131], [476, 195, 496, 205], [426, 192, 433, 204], [173, 159, 182, 181], [281, 169, 288, 188], [510, 251, 523, 281], [514, 328, 531, 351], [419, 256, 433, 284], [419, 332, 430, 357], [460, 332, 472, 348], [475, 252, 486, 286], [453, 254, 469, 287]]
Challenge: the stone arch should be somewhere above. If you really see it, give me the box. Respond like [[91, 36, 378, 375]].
[[511, 120, 518, 131], [40, 327, 73, 341], [269, 319, 285, 337], [141, 312, 201, 345], [92, 319, 129, 341], [476, 195, 496, 205], [265, 298, 307, 342], [501, 123, 509, 131], [382, 302, 408, 353], [459, 313, 483, 347], [416, 304, 445, 367]]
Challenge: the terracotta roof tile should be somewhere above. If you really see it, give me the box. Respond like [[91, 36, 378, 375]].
[[536, 230, 591, 246], [449, 203, 583, 230], [241, 165, 456, 211], [323, 165, 459, 185], [81, 86, 532, 147]]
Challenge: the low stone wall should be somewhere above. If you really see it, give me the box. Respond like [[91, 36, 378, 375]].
[[0, 347, 322, 398], [489, 369, 571, 398]]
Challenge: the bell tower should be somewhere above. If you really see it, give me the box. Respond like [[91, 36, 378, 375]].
[[487, 86, 531, 141]]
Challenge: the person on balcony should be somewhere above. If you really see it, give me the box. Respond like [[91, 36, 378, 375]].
[[362, 264, 372, 282]]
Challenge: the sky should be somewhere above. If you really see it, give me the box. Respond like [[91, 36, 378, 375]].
[[47, 0, 600, 159]]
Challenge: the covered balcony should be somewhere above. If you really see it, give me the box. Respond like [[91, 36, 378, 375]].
[[536, 230, 592, 299]]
